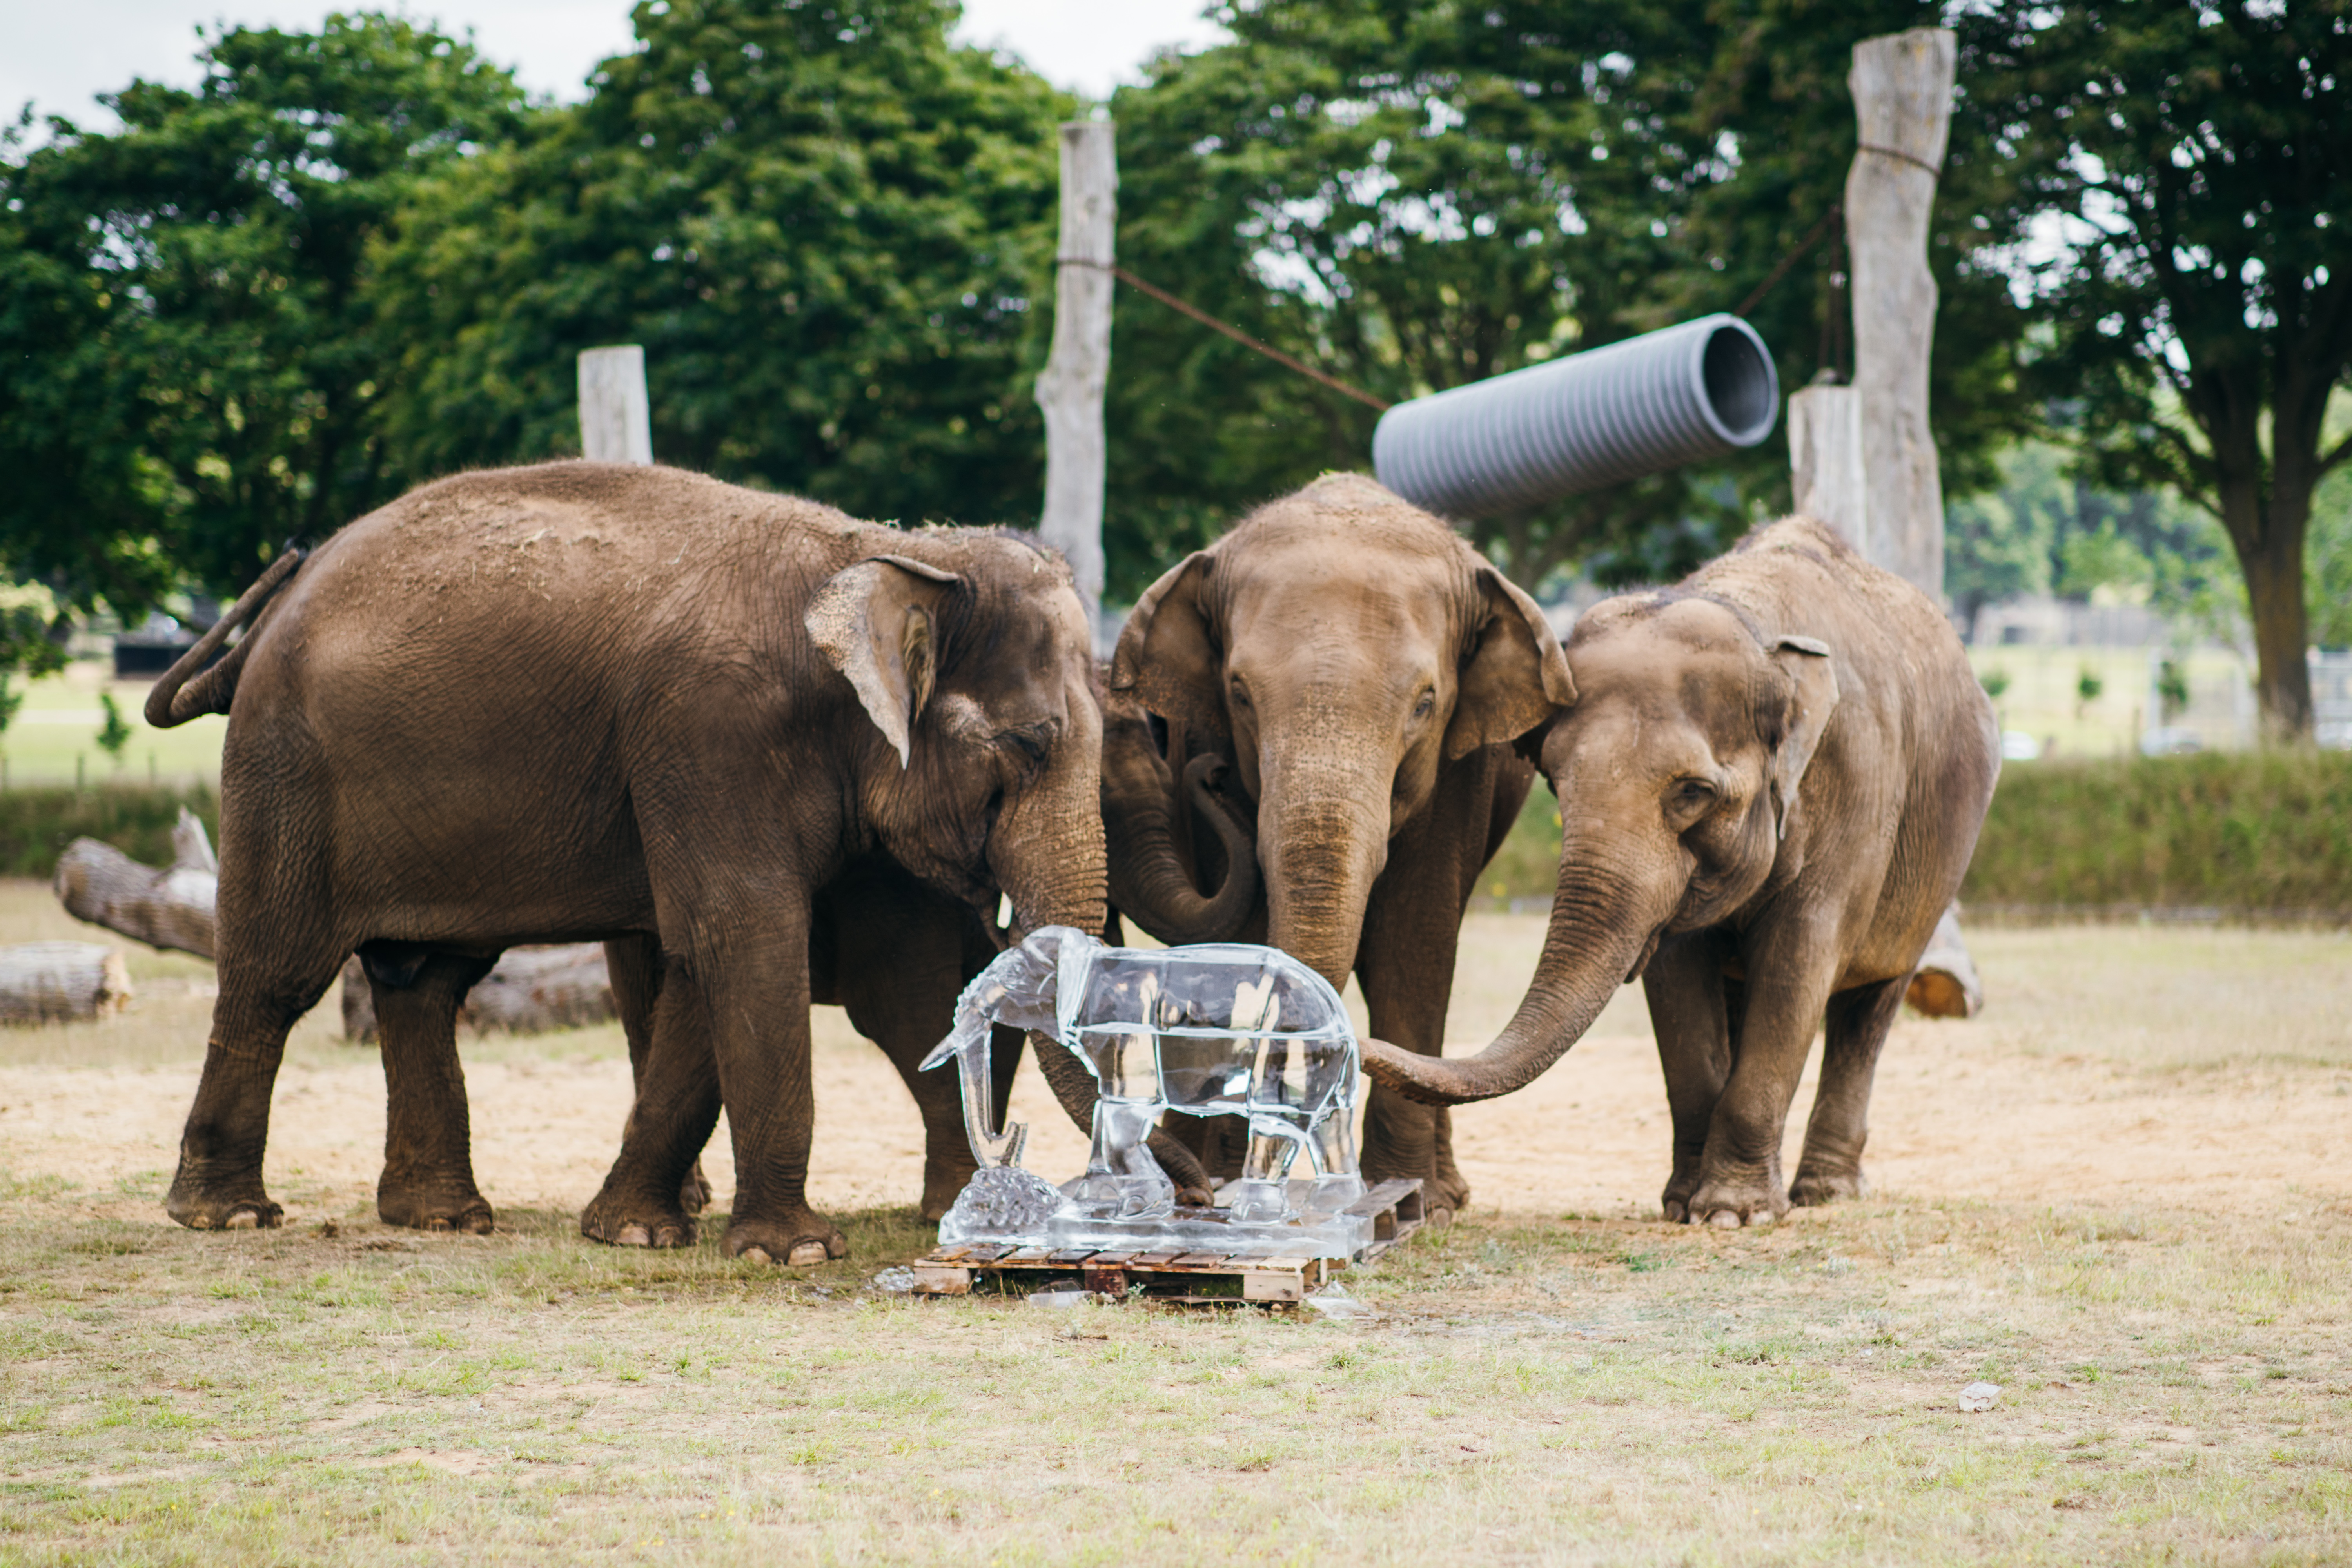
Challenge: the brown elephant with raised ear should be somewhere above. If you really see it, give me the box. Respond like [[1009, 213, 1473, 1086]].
[[146, 460, 1166, 1263], [1362, 517, 2000, 1228], [1105, 473, 1575, 1219]]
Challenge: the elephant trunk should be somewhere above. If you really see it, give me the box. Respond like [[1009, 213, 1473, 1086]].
[[1360, 837, 1672, 1105], [1256, 747, 1390, 991], [1105, 752, 1260, 946]]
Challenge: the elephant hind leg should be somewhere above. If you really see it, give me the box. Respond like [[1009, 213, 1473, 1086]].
[[1789, 975, 1907, 1209], [374, 950, 499, 1233], [167, 935, 350, 1232]]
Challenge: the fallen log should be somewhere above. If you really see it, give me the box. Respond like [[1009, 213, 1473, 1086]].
[[56, 816, 616, 1039], [54, 808, 219, 960], [1906, 904, 1984, 1019], [0, 942, 134, 1024]]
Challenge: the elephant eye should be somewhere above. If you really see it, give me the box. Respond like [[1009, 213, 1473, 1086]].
[[999, 730, 1049, 768], [1412, 690, 1436, 720], [1673, 778, 1717, 808], [1228, 678, 1252, 710]]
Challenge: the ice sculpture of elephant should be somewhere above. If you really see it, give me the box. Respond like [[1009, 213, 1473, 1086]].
[[920, 926, 1363, 1227]]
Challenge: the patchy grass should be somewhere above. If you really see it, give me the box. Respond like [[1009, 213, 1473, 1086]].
[[6, 873, 2352, 1561], [0, 1188, 2345, 1564]]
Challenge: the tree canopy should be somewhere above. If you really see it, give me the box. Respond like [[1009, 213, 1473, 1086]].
[[0, 15, 525, 604], [2, 0, 2346, 743]]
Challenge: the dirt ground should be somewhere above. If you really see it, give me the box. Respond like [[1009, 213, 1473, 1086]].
[[5, 893, 2351, 1564], [2, 909, 2346, 1234]]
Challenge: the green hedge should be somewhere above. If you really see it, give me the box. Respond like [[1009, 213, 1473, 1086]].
[[0, 785, 220, 880], [1961, 750, 2352, 915], [1481, 750, 2352, 918]]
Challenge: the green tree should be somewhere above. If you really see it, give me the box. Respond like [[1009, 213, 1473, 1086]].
[[0, 16, 526, 602], [96, 693, 132, 764], [1971, 0, 2352, 740], [370, 0, 1070, 526]]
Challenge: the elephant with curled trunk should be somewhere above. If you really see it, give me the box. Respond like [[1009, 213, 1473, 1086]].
[[147, 461, 1193, 1263], [1363, 517, 1999, 1228], [1105, 473, 1574, 1220]]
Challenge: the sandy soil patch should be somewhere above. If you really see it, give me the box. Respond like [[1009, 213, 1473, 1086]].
[[4, 917, 2345, 1227]]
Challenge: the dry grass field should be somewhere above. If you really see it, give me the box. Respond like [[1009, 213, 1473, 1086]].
[[2, 880, 2348, 1565]]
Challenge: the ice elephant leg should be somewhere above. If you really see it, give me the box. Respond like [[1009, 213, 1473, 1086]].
[[1074, 1100, 1176, 1219], [1226, 1117, 1313, 1222]]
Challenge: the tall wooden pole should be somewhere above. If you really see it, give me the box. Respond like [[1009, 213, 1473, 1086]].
[[1787, 27, 1954, 601], [1036, 122, 1116, 638], [578, 345, 653, 465], [1847, 27, 1954, 597], [1789, 28, 1980, 1020]]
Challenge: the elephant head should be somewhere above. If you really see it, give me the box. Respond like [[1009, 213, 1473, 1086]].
[[1109, 474, 1572, 987], [1361, 590, 1840, 1105], [807, 538, 1106, 948]]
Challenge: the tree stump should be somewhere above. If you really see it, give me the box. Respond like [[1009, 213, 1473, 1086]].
[[0, 943, 134, 1024]]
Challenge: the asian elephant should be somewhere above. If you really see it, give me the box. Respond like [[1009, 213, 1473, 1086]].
[[147, 460, 1169, 1263], [1105, 473, 1575, 1221], [1362, 517, 2000, 1227]]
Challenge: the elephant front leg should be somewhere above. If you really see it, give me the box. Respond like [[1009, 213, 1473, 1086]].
[[1684, 927, 1840, 1228], [1642, 932, 1738, 1223], [582, 963, 720, 1250]]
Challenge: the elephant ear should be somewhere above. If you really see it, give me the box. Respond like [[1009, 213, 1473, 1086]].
[[1111, 551, 1226, 735], [1445, 564, 1578, 761], [806, 554, 963, 769], [1764, 633, 1839, 843]]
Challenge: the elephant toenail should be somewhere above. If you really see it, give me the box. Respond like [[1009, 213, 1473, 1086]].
[[739, 1245, 773, 1265], [426, 1217, 452, 1233], [616, 1224, 651, 1247], [654, 1227, 682, 1249], [224, 1210, 257, 1230], [1707, 1210, 1742, 1229], [786, 1242, 829, 1267]]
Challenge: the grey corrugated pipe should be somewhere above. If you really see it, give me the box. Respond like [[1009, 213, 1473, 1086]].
[[1371, 314, 1780, 520]]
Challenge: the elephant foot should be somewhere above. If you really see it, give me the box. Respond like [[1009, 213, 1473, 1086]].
[[165, 1173, 282, 1232], [1661, 1154, 1704, 1224], [679, 1160, 713, 1216], [581, 1183, 698, 1250], [377, 1176, 495, 1235], [1679, 1166, 1788, 1229], [1789, 1164, 1869, 1209], [724, 1209, 847, 1268]]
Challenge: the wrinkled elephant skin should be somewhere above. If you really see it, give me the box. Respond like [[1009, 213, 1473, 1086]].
[[151, 461, 1110, 1262], [1360, 517, 2000, 1229], [1105, 474, 1574, 1219]]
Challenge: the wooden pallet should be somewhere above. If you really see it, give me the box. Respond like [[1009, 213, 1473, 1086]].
[[908, 1178, 1425, 1305]]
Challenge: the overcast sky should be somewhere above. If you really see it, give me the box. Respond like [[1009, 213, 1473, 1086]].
[[4, 0, 1230, 129]]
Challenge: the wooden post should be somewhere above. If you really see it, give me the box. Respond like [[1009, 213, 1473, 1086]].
[[577, 345, 653, 465], [1791, 29, 1980, 1018], [1846, 27, 1954, 597], [1787, 384, 1867, 546], [1035, 121, 1116, 637]]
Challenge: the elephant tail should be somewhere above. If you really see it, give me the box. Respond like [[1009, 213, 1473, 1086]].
[[143, 547, 305, 729]]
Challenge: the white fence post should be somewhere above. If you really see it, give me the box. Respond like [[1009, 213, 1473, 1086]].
[[578, 345, 653, 465], [1035, 121, 1117, 641]]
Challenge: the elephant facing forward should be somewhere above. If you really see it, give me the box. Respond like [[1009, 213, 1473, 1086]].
[[1365, 517, 1999, 1227], [1105, 473, 1574, 1220]]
